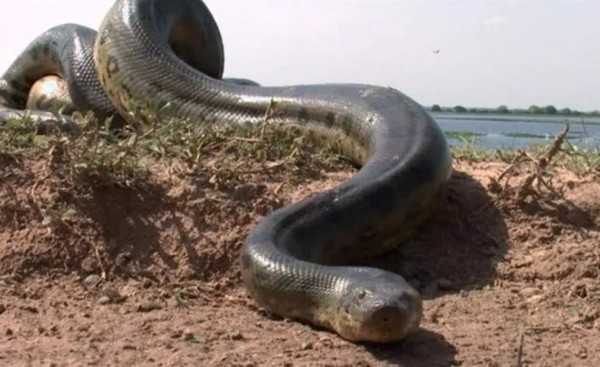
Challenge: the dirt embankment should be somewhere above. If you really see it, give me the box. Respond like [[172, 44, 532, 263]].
[[1, 143, 599, 366]]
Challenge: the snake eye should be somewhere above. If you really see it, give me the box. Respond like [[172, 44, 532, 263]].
[[357, 290, 366, 300]]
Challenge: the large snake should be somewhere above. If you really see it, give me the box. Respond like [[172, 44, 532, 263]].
[[0, 0, 452, 343]]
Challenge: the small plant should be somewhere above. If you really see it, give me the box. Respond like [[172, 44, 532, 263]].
[[487, 123, 600, 206], [40, 206, 77, 229]]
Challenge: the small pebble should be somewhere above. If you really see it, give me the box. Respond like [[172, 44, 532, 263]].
[[98, 296, 112, 305], [171, 330, 183, 339], [519, 287, 539, 298], [136, 302, 163, 313], [21, 305, 38, 314], [318, 336, 333, 347], [142, 278, 153, 289], [183, 331, 201, 343], [102, 289, 125, 304], [231, 331, 244, 340], [437, 278, 455, 291], [83, 274, 102, 288], [301, 342, 313, 350], [77, 325, 90, 332], [526, 295, 545, 304]]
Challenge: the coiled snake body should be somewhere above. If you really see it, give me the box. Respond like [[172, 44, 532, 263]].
[[0, 0, 452, 343]]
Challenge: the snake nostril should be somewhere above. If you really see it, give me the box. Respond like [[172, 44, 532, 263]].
[[372, 305, 407, 327]]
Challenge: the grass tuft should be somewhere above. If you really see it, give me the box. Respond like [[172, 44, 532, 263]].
[[0, 103, 347, 189]]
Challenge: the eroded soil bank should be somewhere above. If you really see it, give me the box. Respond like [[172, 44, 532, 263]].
[[1, 148, 599, 366]]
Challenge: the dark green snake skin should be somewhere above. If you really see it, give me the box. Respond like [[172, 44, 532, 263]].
[[0, 0, 452, 343]]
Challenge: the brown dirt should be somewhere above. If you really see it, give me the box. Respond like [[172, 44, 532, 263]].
[[1, 149, 599, 367]]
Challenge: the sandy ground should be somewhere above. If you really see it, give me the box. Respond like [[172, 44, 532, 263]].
[[1, 149, 599, 367]]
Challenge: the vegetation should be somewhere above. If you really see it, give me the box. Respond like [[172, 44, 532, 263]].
[[0, 104, 346, 190], [1, 105, 598, 190], [429, 104, 600, 117], [450, 123, 600, 176]]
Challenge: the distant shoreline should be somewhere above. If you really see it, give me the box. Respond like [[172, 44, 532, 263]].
[[430, 112, 600, 125]]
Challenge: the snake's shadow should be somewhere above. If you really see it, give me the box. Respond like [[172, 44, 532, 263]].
[[365, 329, 458, 367], [367, 168, 509, 297], [359, 168, 509, 365]]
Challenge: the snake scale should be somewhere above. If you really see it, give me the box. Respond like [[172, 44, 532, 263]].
[[0, 0, 452, 343]]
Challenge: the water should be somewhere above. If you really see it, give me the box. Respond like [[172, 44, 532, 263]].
[[434, 114, 600, 150]]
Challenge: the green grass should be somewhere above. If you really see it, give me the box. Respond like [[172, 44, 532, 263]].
[[2, 106, 599, 192], [0, 104, 348, 189]]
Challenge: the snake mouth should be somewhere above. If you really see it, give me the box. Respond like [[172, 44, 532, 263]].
[[351, 299, 422, 343], [332, 272, 423, 343]]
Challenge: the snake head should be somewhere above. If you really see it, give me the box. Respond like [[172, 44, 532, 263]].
[[332, 271, 422, 343]]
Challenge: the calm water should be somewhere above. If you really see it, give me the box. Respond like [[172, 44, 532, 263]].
[[434, 114, 600, 150]]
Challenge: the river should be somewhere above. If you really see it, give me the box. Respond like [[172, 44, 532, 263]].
[[433, 113, 600, 150]]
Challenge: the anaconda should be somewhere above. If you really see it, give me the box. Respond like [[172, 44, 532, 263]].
[[0, 0, 452, 343]]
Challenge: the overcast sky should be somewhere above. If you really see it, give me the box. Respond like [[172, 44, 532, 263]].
[[0, 0, 598, 111]]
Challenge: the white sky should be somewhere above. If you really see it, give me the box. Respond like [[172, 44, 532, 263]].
[[0, 0, 598, 111]]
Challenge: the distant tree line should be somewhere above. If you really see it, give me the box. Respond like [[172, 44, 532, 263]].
[[428, 104, 600, 117]]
